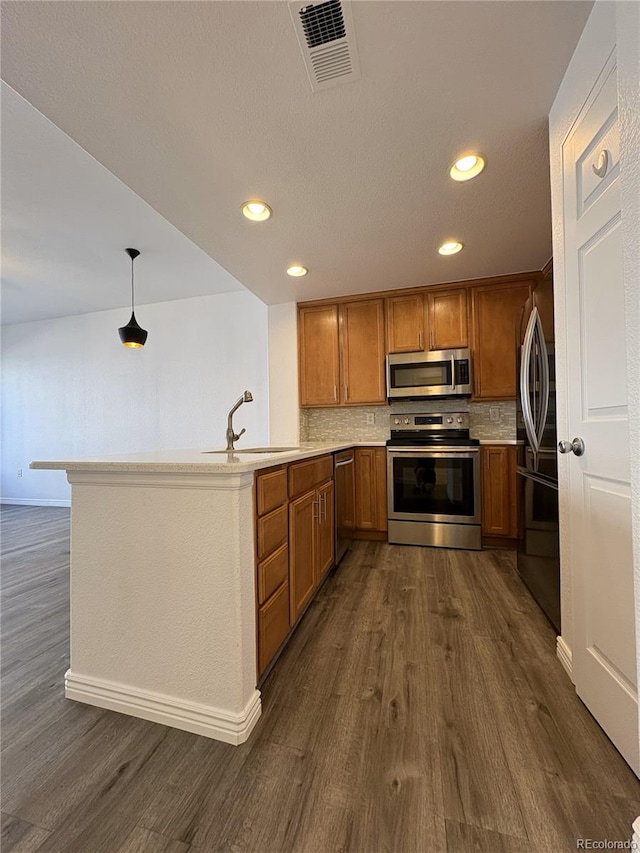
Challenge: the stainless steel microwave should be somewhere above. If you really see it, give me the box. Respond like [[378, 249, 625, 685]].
[[386, 348, 473, 399]]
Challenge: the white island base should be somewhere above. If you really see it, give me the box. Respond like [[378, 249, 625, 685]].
[[63, 467, 261, 744]]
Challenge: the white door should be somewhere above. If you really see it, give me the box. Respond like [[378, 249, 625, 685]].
[[562, 51, 639, 774]]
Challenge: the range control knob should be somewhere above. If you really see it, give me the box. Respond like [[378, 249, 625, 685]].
[[447, 417, 454, 424], [394, 418, 401, 425], [404, 418, 410, 424], [457, 416, 464, 423]]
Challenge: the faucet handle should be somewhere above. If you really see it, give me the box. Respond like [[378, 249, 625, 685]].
[[236, 428, 246, 440]]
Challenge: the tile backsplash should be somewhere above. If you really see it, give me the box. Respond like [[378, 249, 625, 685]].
[[300, 400, 516, 443]]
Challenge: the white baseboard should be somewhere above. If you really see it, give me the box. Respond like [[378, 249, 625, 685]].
[[1, 497, 71, 508], [556, 636, 574, 682], [632, 816, 640, 848], [65, 670, 262, 745]]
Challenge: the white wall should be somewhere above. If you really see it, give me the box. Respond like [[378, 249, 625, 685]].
[[267, 302, 299, 446], [1, 290, 270, 504]]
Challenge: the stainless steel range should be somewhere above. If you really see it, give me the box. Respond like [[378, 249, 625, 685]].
[[387, 412, 482, 550]]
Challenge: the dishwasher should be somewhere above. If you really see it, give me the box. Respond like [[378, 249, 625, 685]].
[[334, 450, 355, 565]]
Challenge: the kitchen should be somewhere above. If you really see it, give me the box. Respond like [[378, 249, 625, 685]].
[[1, 1, 640, 852]]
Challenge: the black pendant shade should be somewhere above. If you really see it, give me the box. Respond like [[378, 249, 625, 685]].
[[118, 248, 148, 348]]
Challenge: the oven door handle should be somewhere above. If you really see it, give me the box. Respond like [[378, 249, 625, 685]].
[[387, 446, 479, 453]]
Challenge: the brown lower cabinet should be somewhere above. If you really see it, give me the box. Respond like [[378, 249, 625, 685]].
[[481, 445, 518, 539], [255, 456, 335, 679], [354, 447, 388, 535]]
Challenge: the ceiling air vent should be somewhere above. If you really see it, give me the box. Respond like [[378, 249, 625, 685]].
[[289, 0, 361, 92]]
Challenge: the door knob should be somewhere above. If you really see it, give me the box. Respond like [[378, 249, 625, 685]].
[[558, 437, 585, 456]]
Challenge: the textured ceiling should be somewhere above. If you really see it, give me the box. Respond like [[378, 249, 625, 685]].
[[1, 0, 593, 312]]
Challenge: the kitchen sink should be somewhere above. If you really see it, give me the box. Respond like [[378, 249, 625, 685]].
[[202, 447, 300, 454]]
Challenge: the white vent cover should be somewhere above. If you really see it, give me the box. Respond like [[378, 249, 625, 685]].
[[289, 0, 361, 92]]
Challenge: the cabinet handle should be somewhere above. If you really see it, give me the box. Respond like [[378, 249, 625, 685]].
[[333, 385, 338, 402], [344, 384, 349, 401], [313, 500, 320, 522], [418, 330, 423, 349], [322, 492, 327, 521], [430, 329, 435, 350]]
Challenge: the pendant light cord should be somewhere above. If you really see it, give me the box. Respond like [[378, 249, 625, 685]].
[[130, 256, 135, 313]]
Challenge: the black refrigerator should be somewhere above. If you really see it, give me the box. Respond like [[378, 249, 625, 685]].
[[516, 277, 561, 633]]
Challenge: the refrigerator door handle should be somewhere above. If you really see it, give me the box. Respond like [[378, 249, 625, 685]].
[[520, 307, 539, 454], [535, 313, 550, 451], [516, 465, 559, 491]]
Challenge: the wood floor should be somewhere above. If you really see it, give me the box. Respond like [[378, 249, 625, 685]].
[[2, 505, 639, 852]]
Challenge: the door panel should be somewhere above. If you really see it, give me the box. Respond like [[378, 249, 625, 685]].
[[579, 217, 626, 415]]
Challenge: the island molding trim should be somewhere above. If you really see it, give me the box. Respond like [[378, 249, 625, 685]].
[[66, 470, 254, 491], [65, 670, 262, 745]]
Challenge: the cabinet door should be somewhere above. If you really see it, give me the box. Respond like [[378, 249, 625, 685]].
[[298, 305, 340, 407], [258, 581, 290, 676], [316, 480, 335, 582], [289, 490, 317, 622], [481, 446, 517, 537], [355, 448, 379, 530], [339, 300, 386, 404], [472, 283, 531, 399], [386, 294, 425, 353], [427, 288, 468, 350]]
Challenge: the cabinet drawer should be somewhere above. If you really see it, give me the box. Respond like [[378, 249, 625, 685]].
[[256, 466, 288, 516], [288, 455, 333, 499], [257, 543, 289, 605], [257, 504, 288, 561], [258, 581, 290, 676]]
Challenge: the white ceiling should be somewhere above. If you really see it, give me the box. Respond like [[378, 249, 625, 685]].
[[1, 83, 243, 325], [1, 1, 593, 316]]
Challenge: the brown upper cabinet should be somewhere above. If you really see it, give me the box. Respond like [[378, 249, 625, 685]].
[[427, 288, 469, 350], [386, 288, 469, 355], [299, 298, 386, 407], [298, 305, 340, 407], [339, 299, 386, 405], [299, 272, 540, 407], [386, 293, 425, 353], [471, 281, 532, 400]]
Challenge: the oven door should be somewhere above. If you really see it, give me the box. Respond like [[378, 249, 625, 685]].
[[387, 447, 481, 524]]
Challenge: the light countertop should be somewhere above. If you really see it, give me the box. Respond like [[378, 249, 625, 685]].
[[30, 441, 387, 475]]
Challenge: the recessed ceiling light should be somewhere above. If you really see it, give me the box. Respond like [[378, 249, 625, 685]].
[[287, 264, 308, 277], [241, 200, 272, 221], [449, 154, 485, 182], [438, 241, 464, 256]]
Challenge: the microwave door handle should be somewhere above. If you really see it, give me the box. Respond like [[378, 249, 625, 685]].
[[450, 356, 456, 390], [520, 308, 539, 454]]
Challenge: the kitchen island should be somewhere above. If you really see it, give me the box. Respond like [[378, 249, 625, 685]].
[[30, 443, 381, 744]]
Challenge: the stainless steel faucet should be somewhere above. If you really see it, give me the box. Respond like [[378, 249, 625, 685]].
[[226, 391, 253, 451]]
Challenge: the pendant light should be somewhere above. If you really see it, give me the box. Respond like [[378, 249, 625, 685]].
[[118, 248, 148, 348]]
